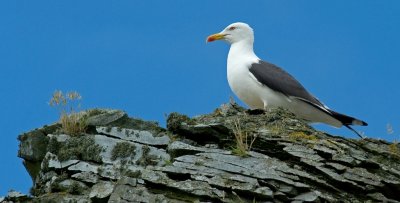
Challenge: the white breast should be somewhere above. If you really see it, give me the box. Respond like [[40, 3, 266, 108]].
[[227, 42, 289, 110]]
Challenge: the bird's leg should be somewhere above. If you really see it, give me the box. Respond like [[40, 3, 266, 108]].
[[263, 102, 268, 111]]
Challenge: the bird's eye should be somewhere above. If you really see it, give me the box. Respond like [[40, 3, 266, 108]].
[[228, 26, 236, 31]]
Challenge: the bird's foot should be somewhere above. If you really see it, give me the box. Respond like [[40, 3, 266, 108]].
[[246, 109, 265, 115]]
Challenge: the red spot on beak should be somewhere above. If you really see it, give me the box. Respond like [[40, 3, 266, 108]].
[[207, 36, 215, 42], [206, 33, 224, 43]]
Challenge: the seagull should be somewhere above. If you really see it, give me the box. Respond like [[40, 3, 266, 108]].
[[206, 22, 367, 138]]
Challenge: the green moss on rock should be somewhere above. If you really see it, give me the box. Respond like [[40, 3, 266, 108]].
[[47, 137, 61, 154], [125, 169, 142, 178], [50, 178, 87, 195], [56, 135, 103, 162], [137, 145, 159, 166], [166, 112, 196, 132], [111, 142, 136, 161]]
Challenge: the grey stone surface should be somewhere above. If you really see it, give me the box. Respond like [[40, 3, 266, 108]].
[[55, 179, 88, 194], [292, 191, 320, 202], [86, 109, 126, 126], [89, 181, 114, 200], [168, 141, 229, 155], [18, 129, 49, 162], [10, 105, 400, 202], [37, 194, 91, 203], [47, 133, 70, 142], [118, 176, 137, 187], [72, 171, 99, 184], [43, 152, 80, 170], [109, 184, 173, 203], [97, 126, 170, 146], [68, 161, 99, 173], [6, 191, 27, 199]]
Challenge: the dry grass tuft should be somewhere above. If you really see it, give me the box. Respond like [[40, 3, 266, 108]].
[[289, 131, 318, 142], [289, 131, 318, 148], [49, 90, 87, 136], [232, 118, 257, 157], [389, 141, 399, 155]]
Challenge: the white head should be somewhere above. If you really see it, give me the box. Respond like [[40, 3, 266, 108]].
[[207, 22, 254, 45]]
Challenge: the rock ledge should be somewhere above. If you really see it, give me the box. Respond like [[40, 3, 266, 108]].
[[6, 104, 400, 202]]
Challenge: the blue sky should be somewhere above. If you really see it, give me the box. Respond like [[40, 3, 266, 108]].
[[1, 1, 399, 195]]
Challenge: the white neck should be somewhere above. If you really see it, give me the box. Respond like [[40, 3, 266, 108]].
[[227, 40, 259, 68]]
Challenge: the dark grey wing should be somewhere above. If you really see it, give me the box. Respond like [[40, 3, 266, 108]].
[[249, 60, 323, 106], [249, 60, 368, 130]]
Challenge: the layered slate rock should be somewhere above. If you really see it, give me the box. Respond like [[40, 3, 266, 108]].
[[8, 105, 400, 202]]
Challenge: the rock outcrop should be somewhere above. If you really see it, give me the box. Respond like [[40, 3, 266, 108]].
[[4, 104, 400, 202]]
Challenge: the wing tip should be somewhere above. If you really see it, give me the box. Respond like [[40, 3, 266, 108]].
[[352, 119, 368, 126], [328, 110, 367, 126]]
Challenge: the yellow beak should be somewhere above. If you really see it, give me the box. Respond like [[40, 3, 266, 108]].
[[206, 33, 225, 43]]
